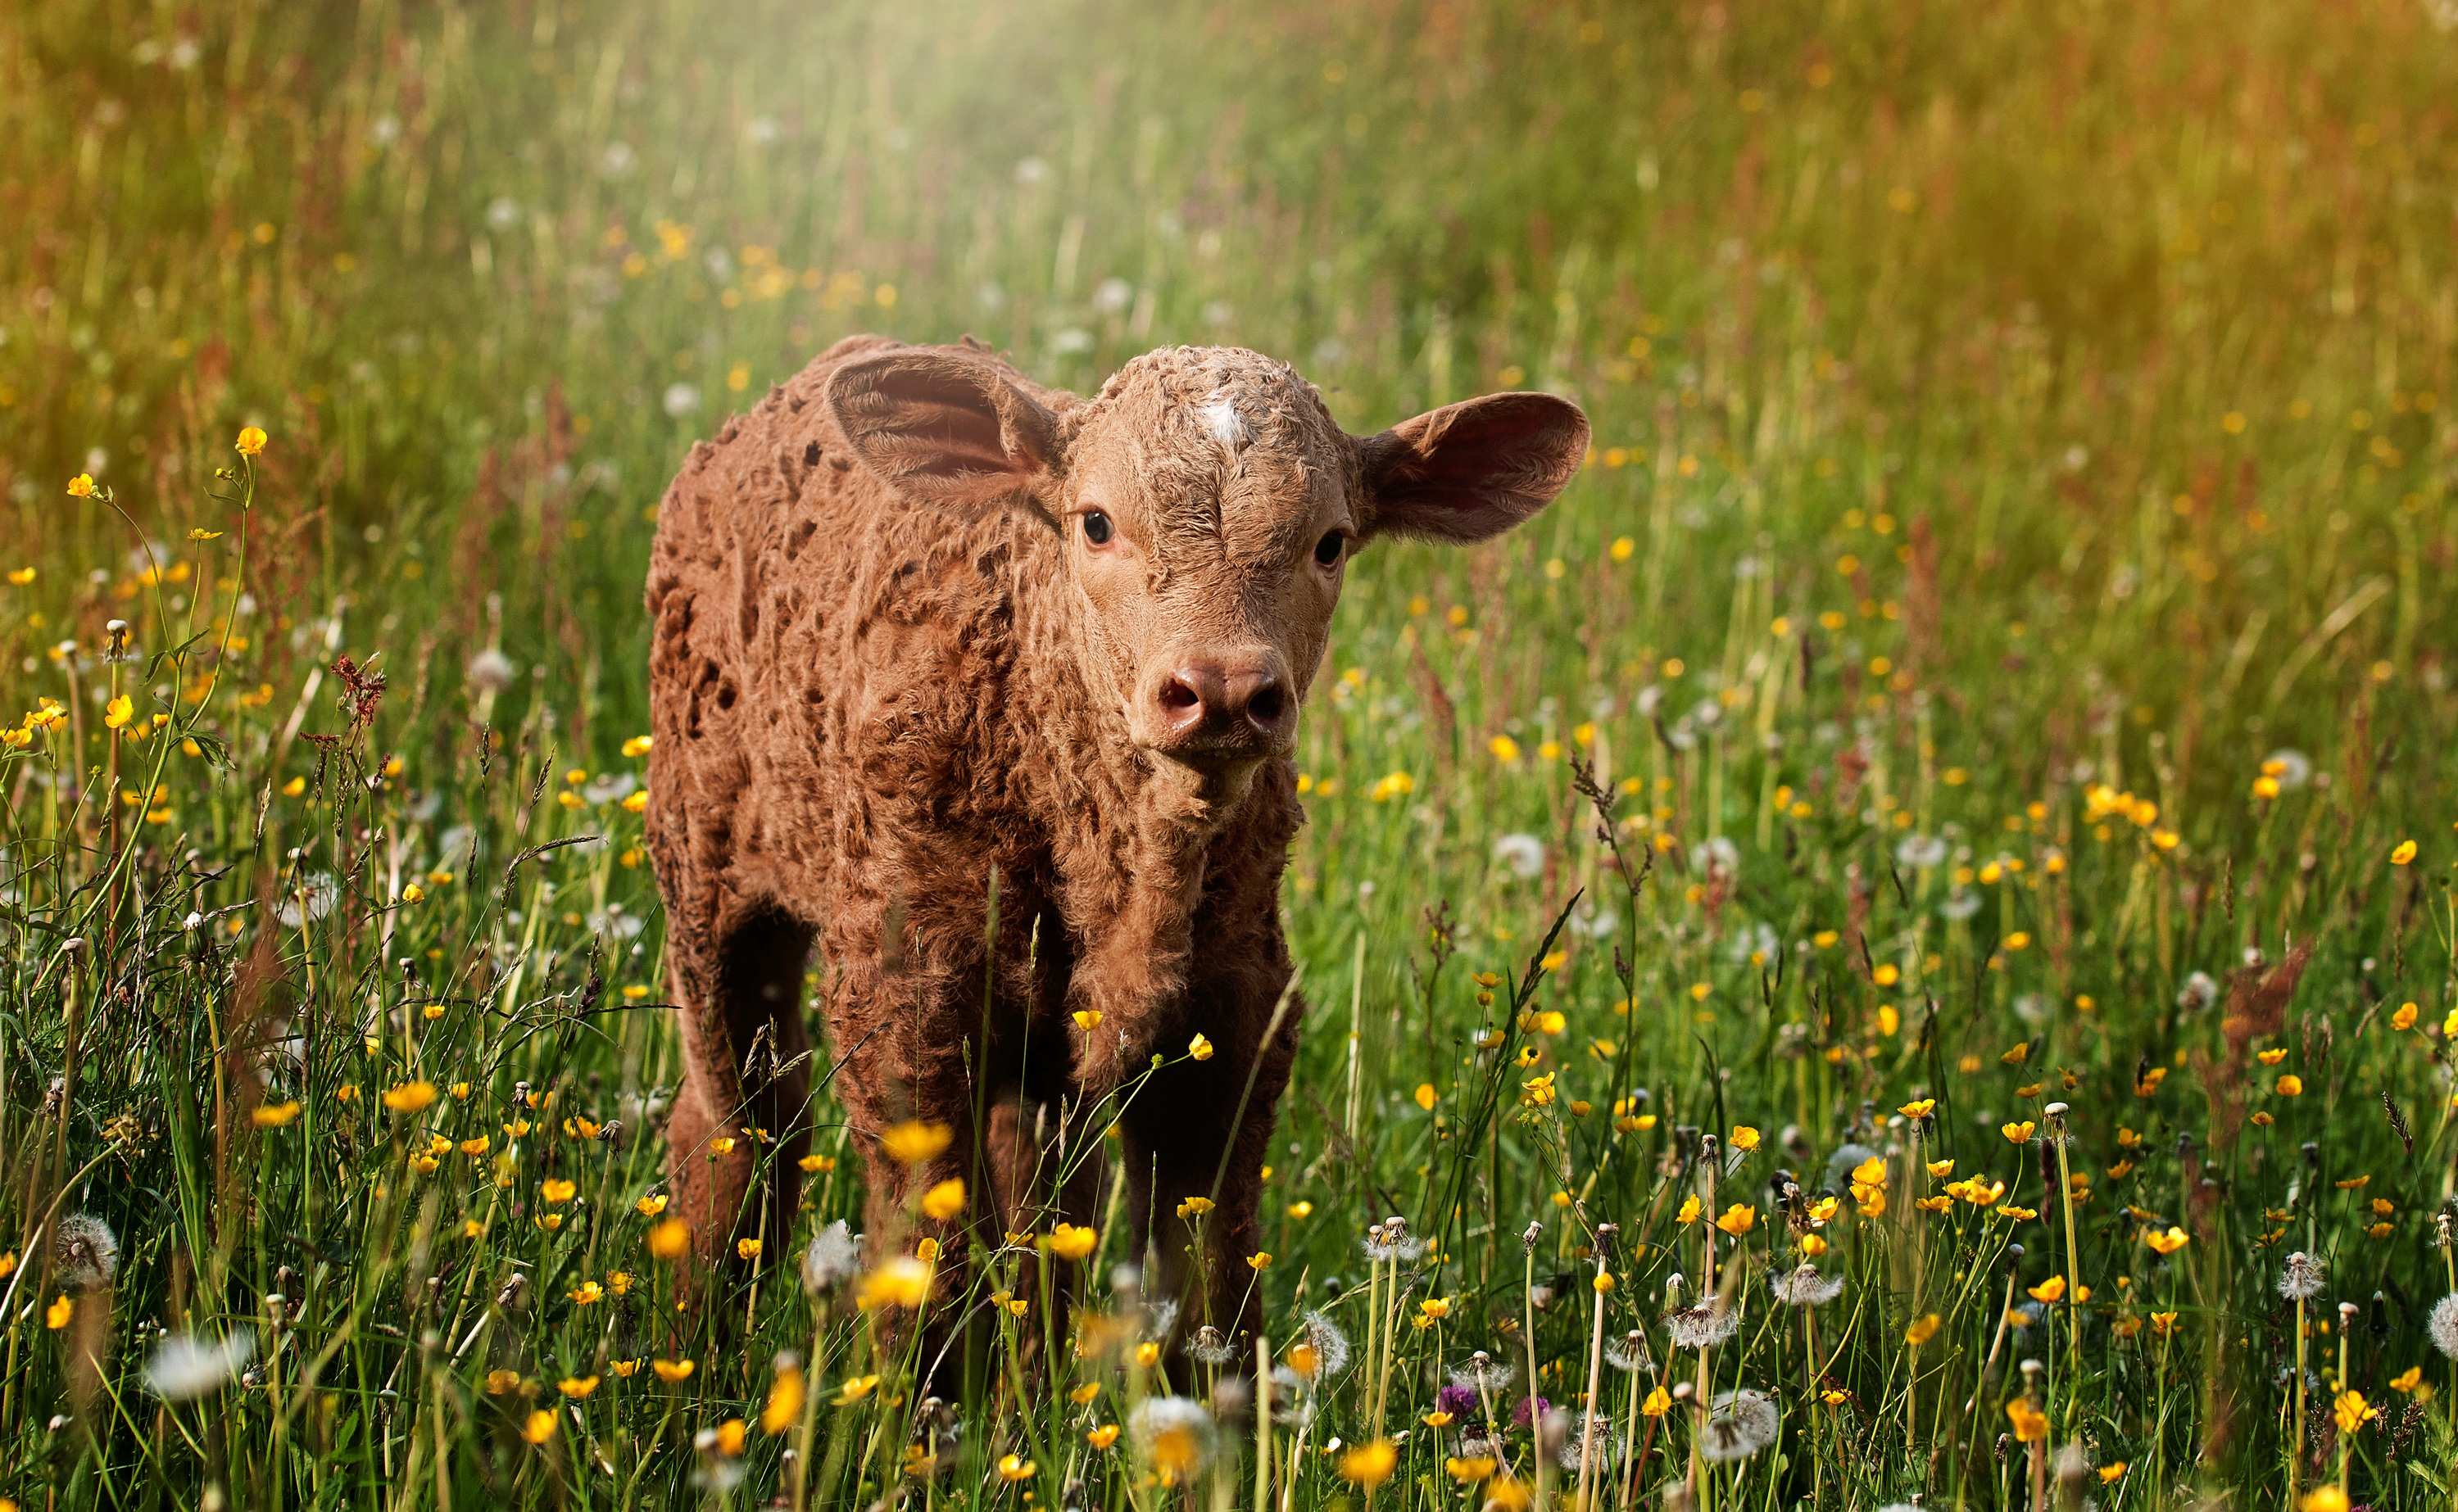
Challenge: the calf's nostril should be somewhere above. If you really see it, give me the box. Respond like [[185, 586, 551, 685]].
[[1159, 678, 1203, 713], [1245, 685, 1287, 725]]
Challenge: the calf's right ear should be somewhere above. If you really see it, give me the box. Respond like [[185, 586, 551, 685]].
[[826, 350, 1063, 520]]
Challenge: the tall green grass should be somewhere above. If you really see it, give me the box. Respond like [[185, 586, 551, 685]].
[[2, 0, 2456, 1506]]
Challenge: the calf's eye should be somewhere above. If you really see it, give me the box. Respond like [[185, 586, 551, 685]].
[[1082, 510, 1113, 545], [1313, 530, 1345, 567]]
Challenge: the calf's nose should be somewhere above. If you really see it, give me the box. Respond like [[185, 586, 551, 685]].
[[1154, 659, 1295, 749]]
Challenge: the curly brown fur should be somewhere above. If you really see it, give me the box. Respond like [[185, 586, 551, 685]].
[[644, 333, 1585, 1366]]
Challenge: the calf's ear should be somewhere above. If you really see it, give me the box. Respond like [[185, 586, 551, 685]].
[[1356, 391, 1590, 543], [826, 350, 1063, 518]]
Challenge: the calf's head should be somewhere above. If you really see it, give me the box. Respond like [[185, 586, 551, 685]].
[[829, 345, 1588, 785]]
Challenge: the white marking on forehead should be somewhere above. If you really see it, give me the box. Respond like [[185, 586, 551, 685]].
[[1199, 396, 1249, 449]]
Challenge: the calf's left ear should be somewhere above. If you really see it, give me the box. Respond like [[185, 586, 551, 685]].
[[1355, 391, 1590, 544]]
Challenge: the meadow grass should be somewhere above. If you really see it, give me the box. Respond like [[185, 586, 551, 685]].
[[4, 0, 2458, 1506]]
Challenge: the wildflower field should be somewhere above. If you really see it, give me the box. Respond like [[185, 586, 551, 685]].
[[7, 0, 2458, 1506]]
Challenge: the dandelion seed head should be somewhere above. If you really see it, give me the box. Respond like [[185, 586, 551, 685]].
[[464, 646, 517, 694], [1664, 1300, 1739, 1350], [1146, 1297, 1181, 1342], [1297, 1310, 1351, 1378], [1771, 1264, 1846, 1308], [1493, 833, 1544, 880], [54, 1213, 119, 1291], [2278, 1252, 2326, 1301], [1186, 1324, 1237, 1366], [145, 1329, 256, 1400], [1605, 1330, 1653, 1374], [1448, 1354, 1515, 1392], [1558, 1424, 1625, 1474], [801, 1220, 860, 1294], [1700, 1389, 1780, 1462], [2429, 1294, 2458, 1360]]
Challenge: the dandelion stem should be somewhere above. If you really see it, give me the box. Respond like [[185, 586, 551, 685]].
[[1525, 1242, 1547, 1512], [1577, 1251, 1608, 1512], [1255, 1331, 1272, 1512], [2291, 1293, 2305, 1508]]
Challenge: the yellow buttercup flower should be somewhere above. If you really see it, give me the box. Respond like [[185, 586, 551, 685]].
[[2002, 1120, 2036, 1144], [651, 1358, 695, 1382], [855, 1257, 932, 1310], [235, 426, 269, 456], [382, 1081, 438, 1115], [2006, 1397, 2049, 1442], [878, 1120, 953, 1164], [2335, 1389, 2377, 1435], [1187, 1033, 1214, 1061], [920, 1178, 966, 1220], [67, 473, 96, 498], [760, 1360, 805, 1433], [1337, 1440, 1399, 1487]]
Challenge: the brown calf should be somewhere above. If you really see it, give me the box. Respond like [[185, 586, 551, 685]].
[[643, 334, 1585, 1351]]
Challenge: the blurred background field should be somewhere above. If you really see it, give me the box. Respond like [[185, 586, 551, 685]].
[[3, 0, 2458, 1506]]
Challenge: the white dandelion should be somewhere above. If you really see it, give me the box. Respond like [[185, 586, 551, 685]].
[[800, 1220, 860, 1294], [276, 873, 338, 929], [464, 647, 517, 694], [2175, 972, 2219, 1012], [1186, 1325, 1238, 1367], [1605, 1330, 1653, 1374], [1894, 834, 1948, 869], [2277, 1252, 2325, 1302], [1363, 1217, 1428, 1265], [1449, 1352, 1516, 1393], [2264, 749, 2313, 790], [1663, 1300, 1739, 1351], [1129, 1396, 1216, 1473], [1699, 1389, 1780, 1463], [1493, 833, 1545, 880], [145, 1329, 256, 1400], [2429, 1294, 2458, 1360], [1295, 1310, 1351, 1378], [54, 1213, 120, 1291], [1770, 1264, 1846, 1308], [1145, 1297, 1181, 1342]]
